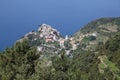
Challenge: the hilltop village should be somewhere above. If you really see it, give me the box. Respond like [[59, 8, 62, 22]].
[[18, 24, 98, 57]]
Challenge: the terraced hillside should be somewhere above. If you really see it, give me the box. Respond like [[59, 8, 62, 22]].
[[73, 17, 120, 51]]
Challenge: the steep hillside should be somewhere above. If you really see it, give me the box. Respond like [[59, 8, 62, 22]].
[[73, 17, 120, 51], [0, 17, 120, 80], [80, 17, 120, 34], [97, 32, 120, 80], [18, 24, 73, 60], [105, 32, 120, 69], [0, 30, 120, 80]]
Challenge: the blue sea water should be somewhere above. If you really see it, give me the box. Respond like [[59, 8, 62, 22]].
[[0, 0, 120, 51]]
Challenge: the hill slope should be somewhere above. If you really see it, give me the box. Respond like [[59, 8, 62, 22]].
[[73, 17, 120, 51], [0, 17, 120, 80]]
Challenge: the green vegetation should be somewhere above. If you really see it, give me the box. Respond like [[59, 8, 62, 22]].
[[0, 40, 40, 80], [0, 17, 120, 80], [64, 41, 72, 50], [73, 17, 120, 51], [28, 33, 46, 46], [1, 34, 120, 80], [80, 17, 120, 34]]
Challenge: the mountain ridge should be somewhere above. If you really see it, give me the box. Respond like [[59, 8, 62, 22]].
[[72, 17, 120, 51]]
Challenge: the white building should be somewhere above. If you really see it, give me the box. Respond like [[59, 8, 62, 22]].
[[65, 35, 69, 40]]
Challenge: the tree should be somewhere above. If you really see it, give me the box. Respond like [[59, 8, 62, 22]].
[[0, 40, 40, 80]]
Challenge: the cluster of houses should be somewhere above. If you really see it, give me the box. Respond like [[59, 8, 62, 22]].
[[38, 24, 70, 48], [38, 24, 59, 42], [20, 24, 73, 56], [36, 24, 75, 57]]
